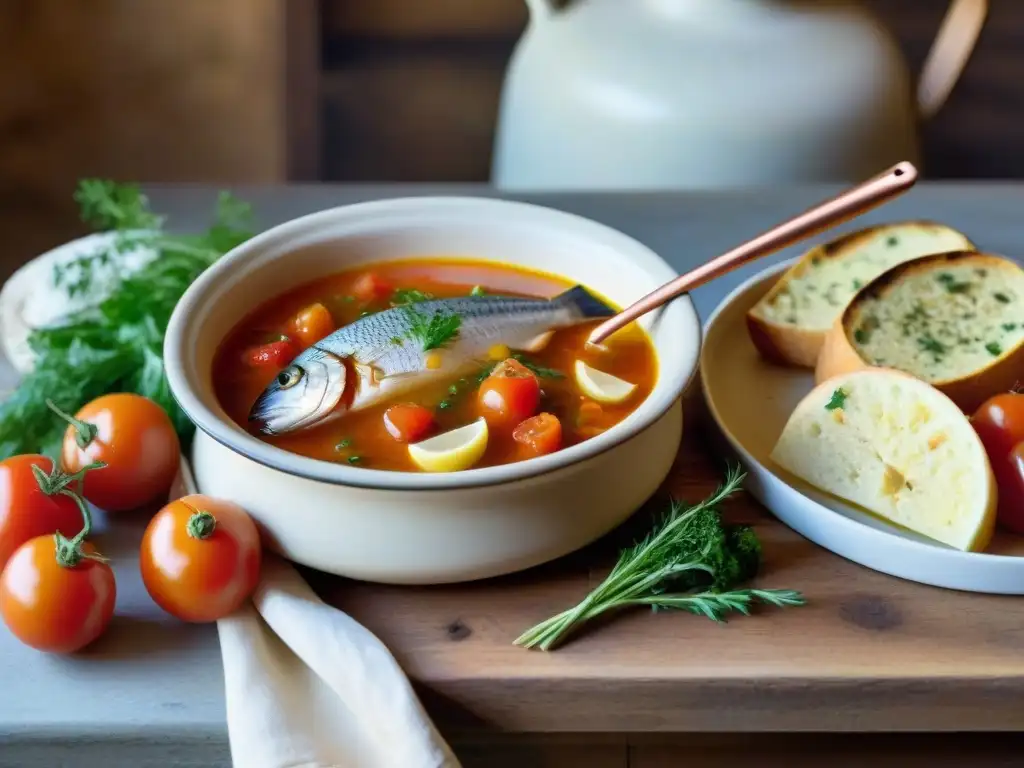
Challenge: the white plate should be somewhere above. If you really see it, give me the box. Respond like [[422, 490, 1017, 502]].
[[700, 260, 1024, 594]]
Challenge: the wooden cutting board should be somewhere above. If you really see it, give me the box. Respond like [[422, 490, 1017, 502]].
[[308, 382, 1024, 736]]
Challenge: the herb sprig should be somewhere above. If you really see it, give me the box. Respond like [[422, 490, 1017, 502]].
[[514, 467, 804, 651], [403, 306, 461, 351], [0, 180, 254, 459]]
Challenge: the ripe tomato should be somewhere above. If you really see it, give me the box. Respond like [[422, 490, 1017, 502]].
[[0, 454, 85, 571], [140, 494, 262, 623], [478, 358, 541, 428], [383, 403, 435, 443], [972, 392, 1024, 532], [243, 339, 297, 368], [352, 272, 393, 304], [0, 535, 116, 653], [57, 394, 180, 513], [513, 413, 562, 457], [289, 302, 335, 348]]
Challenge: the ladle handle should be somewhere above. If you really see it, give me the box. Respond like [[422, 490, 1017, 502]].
[[587, 161, 919, 345]]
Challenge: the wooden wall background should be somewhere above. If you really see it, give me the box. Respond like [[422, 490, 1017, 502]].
[[0, 0, 1022, 275]]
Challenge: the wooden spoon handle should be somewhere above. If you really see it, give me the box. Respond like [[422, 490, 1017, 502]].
[[587, 161, 919, 345]]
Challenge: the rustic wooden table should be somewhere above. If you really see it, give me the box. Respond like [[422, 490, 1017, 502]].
[[4, 184, 1024, 767]]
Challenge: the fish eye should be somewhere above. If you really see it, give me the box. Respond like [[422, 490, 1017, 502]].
[[276, 366, 303, 390]]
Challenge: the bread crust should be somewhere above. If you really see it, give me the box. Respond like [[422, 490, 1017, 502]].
[[747, 222, 976, 369], [815, 251, 1024, 413]]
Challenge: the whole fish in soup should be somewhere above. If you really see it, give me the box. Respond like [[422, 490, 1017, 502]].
[[214, 259, 657, 473]]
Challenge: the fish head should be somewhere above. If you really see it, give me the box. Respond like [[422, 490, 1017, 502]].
[[247, 346, 348, 435]]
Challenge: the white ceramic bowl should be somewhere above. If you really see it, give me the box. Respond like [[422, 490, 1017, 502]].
[[164, 197, 701, 584]]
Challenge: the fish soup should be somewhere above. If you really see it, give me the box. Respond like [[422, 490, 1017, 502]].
[[213, 258, 658, 472]]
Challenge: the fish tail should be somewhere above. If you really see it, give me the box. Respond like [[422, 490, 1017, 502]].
[[552, 285, 616, 319]]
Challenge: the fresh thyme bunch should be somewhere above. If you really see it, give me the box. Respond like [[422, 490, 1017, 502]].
[[515, 466, 805, 651]]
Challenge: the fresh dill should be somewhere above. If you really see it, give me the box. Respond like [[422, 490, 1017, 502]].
[[403, 306, 461, 351], [0, 180, 254, 460], [391, 288, 434, 306], [513, 467, 804, 651]]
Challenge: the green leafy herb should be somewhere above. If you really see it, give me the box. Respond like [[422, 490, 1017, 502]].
[[390, 336, 403, 346], [403, 306, 461, 351], [887, 236, 899, 247], [438, 400, 453, 410], [986, 341, 1003, 356], [347, 455, 362, 465], [995, 292, 1012, 304], [0, 180, 254, 460], [936, 272, 970, 294], [512, 353, 564, 379], [469, 285, 487, 297], [335, 438, 352, 450], [391, 288, 434, 306], [918, 334, 947, 356], [853, 328, 870, 345], [1003, 323, 1017, 331], [852, 279, 863, 290], [824, 387, 848, 411], [513, 467, 804, 651]]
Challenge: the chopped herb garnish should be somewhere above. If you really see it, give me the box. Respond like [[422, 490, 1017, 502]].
[[335, 438, 352, 450], [918, 334, 946, 356], [937, 272, 971, 293], [887, 236, 899, 247], [986, 342, 1003, 356], [937, 272, 955, 284], [390, 336, 403, 346], [470, 285, 487, 297], [404, 306, 461, 351], [438, 400, 452, 410], [391, 288, 434, 306], [1003, 323, 1017, 331], [995, 292, 1012, 304], [825, 388, 848, 411], [511, 353, 564, 379], [852, 279, 863, 290], [448, 383, 459, 396], [347, 455, 362, 464], [853, 328, 870, 344], [811, 256, 821, 266], [359, 310, 371, 318]]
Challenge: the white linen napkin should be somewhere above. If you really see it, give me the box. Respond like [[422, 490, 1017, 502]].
[[173, 454, 462, 768]]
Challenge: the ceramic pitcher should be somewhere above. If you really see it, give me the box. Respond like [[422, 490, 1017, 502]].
[[492, 0, 987, 190]]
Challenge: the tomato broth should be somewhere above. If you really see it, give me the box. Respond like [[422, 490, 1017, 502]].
[[213, 258, 658, 472]]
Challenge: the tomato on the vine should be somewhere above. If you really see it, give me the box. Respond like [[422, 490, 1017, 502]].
[[53, 394, 180, 513], [477, 358, 541, 428], [0, 470, 114, 654], [0, 454, 84, 570], [140, 494, 262, 623]]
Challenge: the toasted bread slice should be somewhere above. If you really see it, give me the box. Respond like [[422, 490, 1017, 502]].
[[747, 222, 975, 368], [815, 252, 1024, 413], [771, 369, 996, 551]]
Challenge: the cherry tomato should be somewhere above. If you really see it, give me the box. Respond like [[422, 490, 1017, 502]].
[[0, 536, 116, 653], [352, 272, 393, 304], [140, 494, 262, 623], [289, 302, 335, 348], [478, 358, 541, 428], [0, 455, 84, 571], [383, 403, 435, 443], [973, 392, 1024, 532], [243, 339, 297, 368], [513, 413, 562, 457], [56, 394, 180, 513]]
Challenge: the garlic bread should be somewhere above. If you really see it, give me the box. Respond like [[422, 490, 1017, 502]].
[[816, 252, 1024, 413], [747, 222, 975, 367], [771, 368, 996, 552]]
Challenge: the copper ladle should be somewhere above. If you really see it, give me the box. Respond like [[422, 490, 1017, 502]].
[[587, 161, 920, 346]]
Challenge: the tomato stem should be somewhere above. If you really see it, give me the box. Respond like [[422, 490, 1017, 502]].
[[52, 489, 107, 567], [46, 399, 99, 449], [187, 511, 217, 540]]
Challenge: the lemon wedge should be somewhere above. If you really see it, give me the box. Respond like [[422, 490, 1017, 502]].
[[574, 360, 637, 404], [408, 417, 489, 473]]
